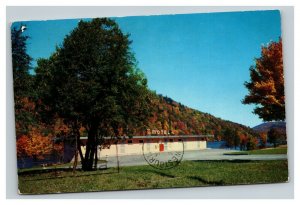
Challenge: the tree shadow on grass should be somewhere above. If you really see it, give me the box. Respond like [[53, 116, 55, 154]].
[[191, 159, 252, 164], [227, 159, 252, 163], [18, 168, 74, 176], [188, 176, 224, 186], [150, 170, 176, 178]]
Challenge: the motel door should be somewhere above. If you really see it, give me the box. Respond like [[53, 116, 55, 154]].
[[159, 144, 164, 152]]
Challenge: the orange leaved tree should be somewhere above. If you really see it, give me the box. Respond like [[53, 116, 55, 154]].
[[243, 39, 285, 121], [16, 128, 63, 160]]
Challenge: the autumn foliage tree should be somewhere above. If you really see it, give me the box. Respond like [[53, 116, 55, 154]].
[[16, 128, 63, 160], [238, 133, 248, 151], [243, 39, 285, 121], [259, 133, 267, 148]]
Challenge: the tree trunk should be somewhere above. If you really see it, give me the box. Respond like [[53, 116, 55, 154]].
[[116, 141, 120, 173], [94, 145, 98, 170], [73, 134, 78, 172], [72, 124, 85, 171], [82, 142, 91, 170], [82, 126, 97, 171]]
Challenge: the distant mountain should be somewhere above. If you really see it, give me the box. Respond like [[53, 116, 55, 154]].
[[252, 121, 286, 134]]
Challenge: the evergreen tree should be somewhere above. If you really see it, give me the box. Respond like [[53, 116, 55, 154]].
[[11, 25, 35, 136]]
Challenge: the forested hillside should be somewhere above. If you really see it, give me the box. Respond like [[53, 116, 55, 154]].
[[132, 93, 258, 142]]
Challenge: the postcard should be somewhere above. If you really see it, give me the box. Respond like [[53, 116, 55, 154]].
[[11, 10, 288, 194]]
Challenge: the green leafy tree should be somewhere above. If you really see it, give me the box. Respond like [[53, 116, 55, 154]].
[[242, 39, 285, 121], [268, 127, 284, 148], [246, 137, 258, 150], [35, 18, 151, 171], [223, 128, 240, 149]]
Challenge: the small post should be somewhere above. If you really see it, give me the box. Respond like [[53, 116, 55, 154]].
[[116, 139, 120, 173]]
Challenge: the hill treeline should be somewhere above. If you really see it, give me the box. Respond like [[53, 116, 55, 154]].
[[253, 121, 286, 134]]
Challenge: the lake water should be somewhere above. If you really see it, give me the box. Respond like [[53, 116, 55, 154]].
[[207, 141, 240, 150]]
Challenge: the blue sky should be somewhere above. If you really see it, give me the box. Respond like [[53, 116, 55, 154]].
[[12, 10, 282, 127]]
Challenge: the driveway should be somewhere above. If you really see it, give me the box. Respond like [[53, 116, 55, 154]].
[[100, 148, 287, 168]]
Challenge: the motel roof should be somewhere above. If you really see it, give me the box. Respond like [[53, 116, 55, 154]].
[[80, 135, 214, 140]]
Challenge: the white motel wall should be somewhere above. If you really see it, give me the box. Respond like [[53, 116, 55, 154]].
[[78, 135, 213, 159]]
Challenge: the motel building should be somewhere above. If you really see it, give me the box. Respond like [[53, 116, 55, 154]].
[[78, 129, 214, 158]]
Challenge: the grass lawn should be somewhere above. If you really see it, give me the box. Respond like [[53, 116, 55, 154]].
[[224, 147, 287, 155], [18, 160, 288, 194]]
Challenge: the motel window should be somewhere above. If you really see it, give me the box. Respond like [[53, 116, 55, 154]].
[[169, 139, 174, 142], [139, 140, 144, 144], [178, 139, 182, 142], [128, 140, 133, 144]]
